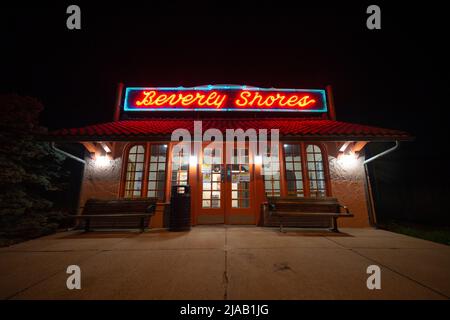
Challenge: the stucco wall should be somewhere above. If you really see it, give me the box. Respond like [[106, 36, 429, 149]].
[[77, 142, 168, 228], [325, 142, 370, 227], [78, 143, 125, 212]]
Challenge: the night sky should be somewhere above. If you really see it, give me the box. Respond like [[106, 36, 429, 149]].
[[2, 1, 448, 224]]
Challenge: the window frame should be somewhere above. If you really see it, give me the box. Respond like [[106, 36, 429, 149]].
[[170, 147, 190, 188], [280, 142, 331, 198], [120, 142, 169, 200], [262, 142, 282, 197]]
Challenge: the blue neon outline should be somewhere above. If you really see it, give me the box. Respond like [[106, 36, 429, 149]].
[[123, 85, 328, 113]]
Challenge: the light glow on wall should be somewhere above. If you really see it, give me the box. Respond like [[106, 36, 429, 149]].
[[189, 155, 198, 166], [337, 152, 359, 168], [254, 155, 263, 165], [94, 155, 110, 167]]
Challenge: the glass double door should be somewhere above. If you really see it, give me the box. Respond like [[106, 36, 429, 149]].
[[197, 143, 254, 224]]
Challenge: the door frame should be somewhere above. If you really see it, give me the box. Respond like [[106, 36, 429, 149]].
[[194, 141, 258, 225], [195, 142, 226, 223]]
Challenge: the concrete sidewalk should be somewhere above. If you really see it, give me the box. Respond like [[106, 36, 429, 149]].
[[0, 226, 449, 299]]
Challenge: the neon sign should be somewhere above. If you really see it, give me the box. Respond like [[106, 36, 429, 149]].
[[136, 90, 227, 109], [124, 85, 327, 112]]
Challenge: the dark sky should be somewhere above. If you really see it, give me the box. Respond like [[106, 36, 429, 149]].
[[2, 1, 449, 222], [2, 1, 445, 130]]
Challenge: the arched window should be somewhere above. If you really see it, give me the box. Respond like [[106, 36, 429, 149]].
[[123, 143, 168, 200], [124, 145, 145, 198], [171, 148, 189, 186], [147, 144, 168, 199], [305, 144, 327, 197], [283, 143, 328, 197], [262, 144, 281, 197], [284, 143, 304, 197]]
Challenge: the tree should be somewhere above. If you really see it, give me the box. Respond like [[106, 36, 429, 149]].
[[0, 94, 68, 240]]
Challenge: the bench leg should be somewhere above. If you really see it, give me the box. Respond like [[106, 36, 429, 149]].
[[85, 218, 90, 232], [279, 217, 285, 233], [140, 217, 145, 232], [331, 217, 339, 233]]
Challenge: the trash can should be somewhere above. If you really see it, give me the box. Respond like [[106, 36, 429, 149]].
[[169, 185, 191, 231]]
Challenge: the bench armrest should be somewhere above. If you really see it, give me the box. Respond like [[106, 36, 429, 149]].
[[339, 205, 350, 214], [264, 203, 277, 218], [145, 204, 157, 215]]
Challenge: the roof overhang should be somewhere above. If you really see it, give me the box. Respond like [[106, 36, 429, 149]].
[[43, 118, 413, 143]]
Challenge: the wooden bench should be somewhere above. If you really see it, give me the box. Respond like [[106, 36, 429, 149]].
[[262, 197, 353, 232], [74, 198, 158, 232]]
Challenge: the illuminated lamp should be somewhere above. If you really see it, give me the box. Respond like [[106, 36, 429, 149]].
[[93, 147, 111, 167], [339, 141, 352, 153], [254, 155, 263, 165], [95, 155, 110, 167], [189, 155, 198, 166], [100, 142, 111, 153], [337, 151, 359, 168]]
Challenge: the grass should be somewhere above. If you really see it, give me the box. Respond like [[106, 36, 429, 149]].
[[0, 238, 23, 247], [380, 221, 450, 246]]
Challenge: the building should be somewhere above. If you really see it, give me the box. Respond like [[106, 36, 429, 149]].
[[49, 84, 411, 228]]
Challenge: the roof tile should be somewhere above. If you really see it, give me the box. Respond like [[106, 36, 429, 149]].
[[47, 118, 411, 141]]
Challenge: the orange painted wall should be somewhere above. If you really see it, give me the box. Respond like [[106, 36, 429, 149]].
[[324, 142, 371, 227], [78, 142, 126, 212]]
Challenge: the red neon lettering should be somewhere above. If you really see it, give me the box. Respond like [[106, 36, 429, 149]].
[[286, 95, 299, 107], [250, 92, 264, 106], [155, 94, 168, 106], [135, 91, 227, 109], [234, 91, 316, 108], [135, 90, 316, 109], [235, 91, 251, 107]]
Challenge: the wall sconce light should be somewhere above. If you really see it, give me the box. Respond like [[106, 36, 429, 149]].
[[100, 142, 111, 154], [339, 141, 352, 153], [254, 155, 262, 165], [189, 155, 198, 166], [95, 155, 110, 167], [337, 151, 359, 168]]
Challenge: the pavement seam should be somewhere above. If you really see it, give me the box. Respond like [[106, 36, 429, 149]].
[[324, 236, 450, 299], [3, 246, 444, 253], [4, 234, 135, 300], [4, 250, 100, 300], [1, 249, 105, 253], [223, 227, 229, 300]]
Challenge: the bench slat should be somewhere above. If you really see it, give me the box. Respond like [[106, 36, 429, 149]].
[[75, 214, 153, 218], [271, 212, 353, 218]]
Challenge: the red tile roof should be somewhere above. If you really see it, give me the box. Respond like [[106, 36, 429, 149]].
[[47, 118, 411, 141]]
